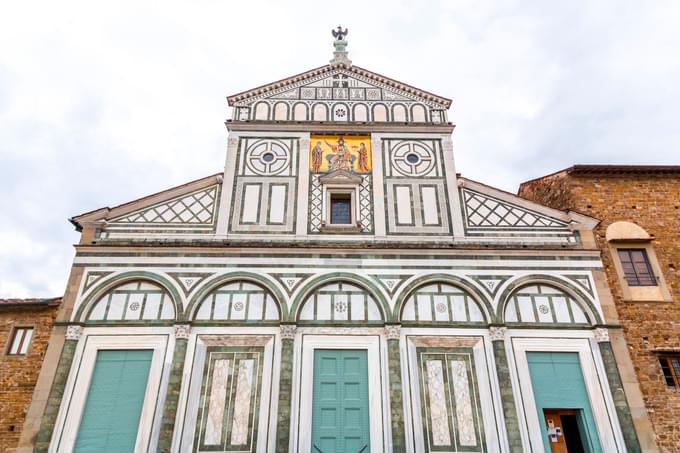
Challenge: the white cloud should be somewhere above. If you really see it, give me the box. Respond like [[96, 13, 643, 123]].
[[1, 0, 679, 295]]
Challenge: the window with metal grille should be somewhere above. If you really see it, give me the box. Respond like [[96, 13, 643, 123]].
[[7, 327, 33, 355], [330, 193, 352, 224], [617, 249, 656, 286], [659, 355, 680, 387]]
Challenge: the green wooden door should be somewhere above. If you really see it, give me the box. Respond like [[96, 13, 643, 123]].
[[74, 350, 153, 453], [527, 352, 602, 453], [311, 349, 370, 453]]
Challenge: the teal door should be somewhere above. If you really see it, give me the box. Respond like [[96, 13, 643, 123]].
[[311, 349, 370, 453], [74, 350, 153, 453], [527, 352, 602, 453]]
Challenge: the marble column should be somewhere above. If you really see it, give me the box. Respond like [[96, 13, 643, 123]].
[[595, 328, 642, 453], [34, 325, 82, 453], [489, 327, 523, 453], [276, 325, 296, 453], [157, 324, 191, 453], [385, 325, 406, 453]]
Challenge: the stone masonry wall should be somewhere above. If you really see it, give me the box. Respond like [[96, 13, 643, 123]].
[[0, 303, 59, 453], [520, 172, 680, 452]]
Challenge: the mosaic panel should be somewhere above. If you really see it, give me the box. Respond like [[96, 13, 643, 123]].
[[504, 284, 590, 324], [194, 281, 279, 321], [298, 281, 382, 323], [462, 188, 568, 230], [417, 348, 486, 452], [86, 281, 175, 322], [194, 346, 264, 453], [401, 283, 485, 323]]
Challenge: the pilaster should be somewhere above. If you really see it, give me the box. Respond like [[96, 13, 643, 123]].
[[157, 324, 191, 453], [489, 327, 523, 453], [276, 325, 296, 452], [385, 325, 405, 452], [34, 325, 82, 453]]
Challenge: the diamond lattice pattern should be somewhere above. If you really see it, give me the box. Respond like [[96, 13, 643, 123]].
[[463, 189, 566, 228], [114, 186, 217, 224]]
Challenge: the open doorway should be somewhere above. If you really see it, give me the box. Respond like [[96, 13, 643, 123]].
[[543, 409, 590, 453]]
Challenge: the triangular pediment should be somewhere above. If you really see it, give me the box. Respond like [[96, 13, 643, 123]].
[[227, 64, 452, 123], [319, 169, 363, 185]]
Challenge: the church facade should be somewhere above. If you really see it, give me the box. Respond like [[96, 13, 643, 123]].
[[24, 32, 655, 453]]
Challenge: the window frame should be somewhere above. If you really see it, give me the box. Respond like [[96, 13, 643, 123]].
[[608, 241, 671, 302], [616, 248, 656, 287], [329, 192, 353, 225], [6, 326, 34, 356], [659, 354, 680, 388]]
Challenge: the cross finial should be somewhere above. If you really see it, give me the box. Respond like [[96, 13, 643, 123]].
[[330, 25, 351, 66]]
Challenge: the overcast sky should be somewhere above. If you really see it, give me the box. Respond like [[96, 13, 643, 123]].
[[1, 0, 679, 297]]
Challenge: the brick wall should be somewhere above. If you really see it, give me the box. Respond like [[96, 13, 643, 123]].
[[0, 302, 59, 453], [520, 171, 680, 451]]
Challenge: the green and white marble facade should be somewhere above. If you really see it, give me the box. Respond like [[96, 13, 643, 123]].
[[41, 36, 642, 453]]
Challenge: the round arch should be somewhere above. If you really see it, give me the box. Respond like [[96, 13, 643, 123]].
[[496, 274, 603, 325], [185, 271, 287, 322], [75, 271, 183, 323], [393, 274, 493, 323], [289, 273, 391, 323]]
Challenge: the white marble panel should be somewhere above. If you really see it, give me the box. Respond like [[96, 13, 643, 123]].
[[517, 296, 536, 322], [241, 185, 260, 223], [452, 295, 467, 321], [230, 359, 254, 445], [402, 299, 416, 320], [468, 301, 484, 322], [417, 294, 432, 321], [536, 295, 554, 323], [88, 299, 107, 320], [142, 293, 161, 320], [421, 186, 439, 225], [433, 295, 449, 322], [213, 294, 230, 320], [426, 360, 452, 446], [367, 298, 381, 321], [159, 295, 174, 319], [196, 298, 212, 320], [269, 185, 286, 224], [553, 297, 571, 322], [107, 293, 126, 319], [264, 297, 279, 320], [396, 186, 413, 224], [123, 293, 144, 320], [317, 294, 331, 320], [205, 359, 230, 445], [248, 293, 264, 320], [231, 293, 247, 320], [350, 294, 365, 320], [571, 301, 588, 323], [450, 360, 476, 446]]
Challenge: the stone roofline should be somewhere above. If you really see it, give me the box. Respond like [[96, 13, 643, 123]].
[[0, 297, 62, 307]]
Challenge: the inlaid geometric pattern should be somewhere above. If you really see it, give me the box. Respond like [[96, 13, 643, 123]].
[[241, 139, 294, 176], [417, 348, 486, 452], [112, 186, 218, 225], [195, 346, 264, 453], [462, 189, 568, 229], [194, 281, 279, 321], [298, 282, 382, 322], [309, 174, 323, 232], [87, 281, 175, 322], [359, 175, 373, 232], [504, 284, 589, 324], [402, 283, 485, 323], [390, 141, 438, 177]]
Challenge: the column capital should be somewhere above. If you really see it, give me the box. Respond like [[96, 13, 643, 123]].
[[65, 325, 83, 341], [280, 324, 297, 340], [384, 324, 401, 340], [489, 326, 507, 342], [174, 324, 191, 340], [593, 327, 610, 342]]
